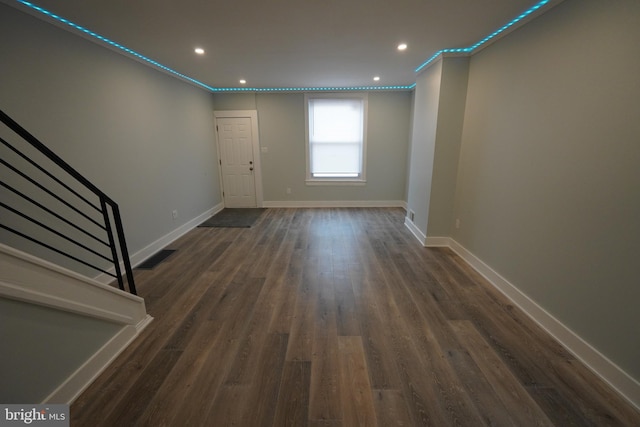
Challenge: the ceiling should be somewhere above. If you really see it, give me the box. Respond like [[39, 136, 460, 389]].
[[7, 0, 560, 91]]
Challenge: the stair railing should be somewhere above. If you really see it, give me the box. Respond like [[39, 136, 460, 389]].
[[0, 109, 136, 295]]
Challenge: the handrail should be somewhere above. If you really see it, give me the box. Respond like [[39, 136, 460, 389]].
[[0, 109, 136, 294]]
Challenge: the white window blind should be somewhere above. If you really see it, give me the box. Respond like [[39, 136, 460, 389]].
[[308, 98, 365, 179]]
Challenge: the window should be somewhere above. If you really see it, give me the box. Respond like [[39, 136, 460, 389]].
[[305, 94, 367, 184]]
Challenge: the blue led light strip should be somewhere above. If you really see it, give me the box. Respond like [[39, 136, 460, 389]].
[[15, 0, 414, 93], [215, 84, 417, 92], [414, 0, 551, 73], [17, 0, 550, 91], [16, 0, 219, 92]]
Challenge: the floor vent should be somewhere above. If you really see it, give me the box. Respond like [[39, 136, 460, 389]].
[[136, 249, 176, 270]]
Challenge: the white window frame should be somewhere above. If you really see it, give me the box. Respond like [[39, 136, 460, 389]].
[[304, 93, 368, 186]]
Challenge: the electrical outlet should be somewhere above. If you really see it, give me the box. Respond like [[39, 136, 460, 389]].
[[409, 210, 415, 221], [286, 187, 292, 194], [172, 210, 178, 220], [455, 218, 460, 229]]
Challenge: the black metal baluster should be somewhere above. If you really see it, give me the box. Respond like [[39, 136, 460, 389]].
[[100, 197, 124, 291], [111, 202, 136, 295], [1, 108, 138, 295]]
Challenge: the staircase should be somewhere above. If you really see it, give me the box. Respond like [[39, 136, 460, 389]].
[[0, 109, 151, 404]]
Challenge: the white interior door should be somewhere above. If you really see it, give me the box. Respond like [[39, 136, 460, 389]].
[[217, 117, 257, 207]]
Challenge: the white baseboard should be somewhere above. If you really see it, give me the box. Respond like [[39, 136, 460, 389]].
[[263, 200, 406, 208], [43, 314, 153, 404], [404, 217, 427, 246], [427, 237, 639, 410], [425, 236, 450, 247], [128, 202, 224, 268], [0, 243, 153, 405], [94, 202, 224, 284]]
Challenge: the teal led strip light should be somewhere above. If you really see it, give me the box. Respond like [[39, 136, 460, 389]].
[[216, 84, 416, 92], [16, 0, 414, 92], [17, 0, 550, 91], [415, 0, 551, 73], [15, 0, 218, 92]]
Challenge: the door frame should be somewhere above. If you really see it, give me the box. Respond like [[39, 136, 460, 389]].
[[213, 110, 264, 208]]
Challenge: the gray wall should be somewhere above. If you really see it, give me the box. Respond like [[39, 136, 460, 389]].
[[406, 61, 442, 232], [427, 57, 469, 236], [214, 93, 257, 111], [213, 92, 412, 204], [0, 297, 121, 403], [0, 5, 221, 404], [0, 4, 221, 266], [404, 91, 415, 203], [452, 0, 640, 379]]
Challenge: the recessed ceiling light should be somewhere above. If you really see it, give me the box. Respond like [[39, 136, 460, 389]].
[[397, 43, 408, 51], [239, 79, 247, 84], [373, 76, 381, 81], [194, 47, 205, 55]]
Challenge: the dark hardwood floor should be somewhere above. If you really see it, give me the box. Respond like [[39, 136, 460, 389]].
[[71, 208, 640, 426]]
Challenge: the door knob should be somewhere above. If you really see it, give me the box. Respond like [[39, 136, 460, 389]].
[[249, 167, 254, 171]]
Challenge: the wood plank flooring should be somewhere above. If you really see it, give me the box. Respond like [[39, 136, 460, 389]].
[[71, 208, 640, 426]]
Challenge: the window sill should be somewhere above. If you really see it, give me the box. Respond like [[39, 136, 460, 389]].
[[305, 179, 367, 186]]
